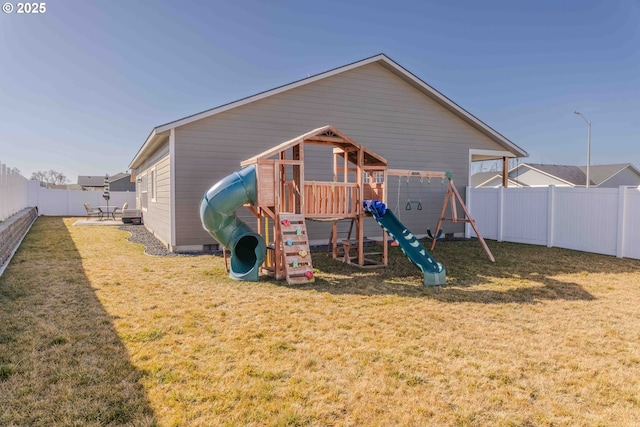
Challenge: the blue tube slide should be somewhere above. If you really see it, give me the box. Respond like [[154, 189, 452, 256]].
[[199, 164, 266, 281], [364, 200, 446, 286]]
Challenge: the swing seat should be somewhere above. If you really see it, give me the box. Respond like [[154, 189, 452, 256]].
[[405, 200, 422, 211], [427, 229, 443, 240]]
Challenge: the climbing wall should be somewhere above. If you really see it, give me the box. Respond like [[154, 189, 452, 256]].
[[278, 213, 314, 284]]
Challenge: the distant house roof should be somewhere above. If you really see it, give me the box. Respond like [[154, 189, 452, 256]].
[[78, 173, 130, 188], [510, 163, 640, 187], [77, 175, 106, 187], [517, 164, 588, 186], [580, 163, 639, 186], [130, 53, 528, 171], [471, 171, 502, 187], [471, 171, 525, 188]]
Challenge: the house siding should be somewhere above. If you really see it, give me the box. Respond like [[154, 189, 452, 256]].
[[133, 142, 172, 247], [173, 62, 509, 248]]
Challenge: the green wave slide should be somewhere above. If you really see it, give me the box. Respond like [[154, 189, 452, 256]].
[[199, 164, 266, 281], [364, 200, 446, 285]]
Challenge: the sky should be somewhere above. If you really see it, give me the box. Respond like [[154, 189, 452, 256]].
[[1, 0, 639, 182]]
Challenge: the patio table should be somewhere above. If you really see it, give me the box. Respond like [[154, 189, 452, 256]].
[[99, 206, 117, 220]]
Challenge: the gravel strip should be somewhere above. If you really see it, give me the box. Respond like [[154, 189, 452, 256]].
[[118, 224, 176, 256], [118, 224, 223, 256]]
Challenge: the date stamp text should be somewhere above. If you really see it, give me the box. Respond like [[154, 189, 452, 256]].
[[3, 2, 47, 14]]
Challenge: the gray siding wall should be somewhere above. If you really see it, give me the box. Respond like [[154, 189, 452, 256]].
[[133, 142, 172, 247], [174, 62, 509, 247]]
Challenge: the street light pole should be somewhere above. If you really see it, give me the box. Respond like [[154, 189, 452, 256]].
[[574, 111, 591, 188]]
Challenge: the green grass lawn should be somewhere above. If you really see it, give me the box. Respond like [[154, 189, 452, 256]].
[[1, 216, 639, 426]]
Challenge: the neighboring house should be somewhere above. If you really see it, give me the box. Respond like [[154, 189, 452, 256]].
[[506, 163, 640, 188], [471, 171, 524, 188], [129, 54, 528, 252], [77, 175, 106, 191], [78, 173, 134, 191], [109, 173, 135, 192]]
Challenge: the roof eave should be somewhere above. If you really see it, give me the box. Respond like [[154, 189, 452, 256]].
[[129, 129, 169, 171], [132, 53, 528, 168], [155, 55, 389, 135], [376, 58, 528, 158]]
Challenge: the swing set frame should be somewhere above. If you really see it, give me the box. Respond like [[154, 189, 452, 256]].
[[387, 169, 495, 262]]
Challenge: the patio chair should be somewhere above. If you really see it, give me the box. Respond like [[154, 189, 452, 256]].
[[112, 202, 128, 219], [84, 203, 103, 219]]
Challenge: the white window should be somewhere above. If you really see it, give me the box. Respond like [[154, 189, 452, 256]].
[[364, 171, 385, 184], [150, 168, 157, 202], [140, 173, 148, 211]]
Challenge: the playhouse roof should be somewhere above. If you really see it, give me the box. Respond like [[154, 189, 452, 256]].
[[241, 125, 388, 168]]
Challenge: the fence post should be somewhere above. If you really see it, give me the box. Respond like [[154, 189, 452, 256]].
[[0, 162, 5, 221], [497, 186, 504, 242], [616, 186, 627, 258], [547, 185, 555, 248], [465, 186, 471, 239]]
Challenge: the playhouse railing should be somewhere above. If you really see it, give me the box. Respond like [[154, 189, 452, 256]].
[[303, 181, 358, 218]]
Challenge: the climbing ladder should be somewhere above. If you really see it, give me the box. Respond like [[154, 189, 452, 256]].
[[278, 213, 315, 284]]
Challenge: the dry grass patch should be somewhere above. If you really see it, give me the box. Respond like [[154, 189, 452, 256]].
[[1, 217, 640, 426]]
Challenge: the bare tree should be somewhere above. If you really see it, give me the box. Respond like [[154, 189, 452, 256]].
[[30, 170, 47, 182], [31, 170, 69, 187], [47, 170, 68, 185]]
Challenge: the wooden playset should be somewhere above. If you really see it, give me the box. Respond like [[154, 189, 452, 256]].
[[207, 125, 493, 285], [239, 125, 389, 284]]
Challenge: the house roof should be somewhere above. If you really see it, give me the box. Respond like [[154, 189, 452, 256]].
[[471, 171, 502, 187], [77, 175, 107, 187], [579, 163, 640, 186], [130, 54, 528, 171], [78, 173, 129, 187], [471, 171, 526, 188], [512, 163, 640, 187]]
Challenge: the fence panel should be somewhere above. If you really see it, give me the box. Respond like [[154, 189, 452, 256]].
[[36, 188, 70, 215], [0, 161, 30, 222], [553, 188, 618, 256], [468, 185, 640, 260], [35, 188, 136, 216], [502, 188, 549, 245], [467, 188, 499, 240], [623, 189, 640, 259]]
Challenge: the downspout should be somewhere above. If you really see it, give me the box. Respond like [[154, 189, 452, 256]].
[[199, 164, 266, 281]]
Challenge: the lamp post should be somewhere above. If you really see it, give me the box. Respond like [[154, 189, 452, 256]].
[[573, 111, 591, 188]]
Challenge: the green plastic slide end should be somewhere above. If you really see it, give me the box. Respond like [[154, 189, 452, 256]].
[[423, 265, 447, 286], [200, 164, 266, 281]]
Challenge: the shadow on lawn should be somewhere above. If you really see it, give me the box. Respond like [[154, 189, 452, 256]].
[[285, 240, 639, 304], [0, 217, 157, 426]]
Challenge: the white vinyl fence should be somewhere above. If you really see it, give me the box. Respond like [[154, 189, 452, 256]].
[[0, 165, 137, 276], [28, 182, 136, 216], [467, 186, 640, 260], [0, 161, 30, 222]]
